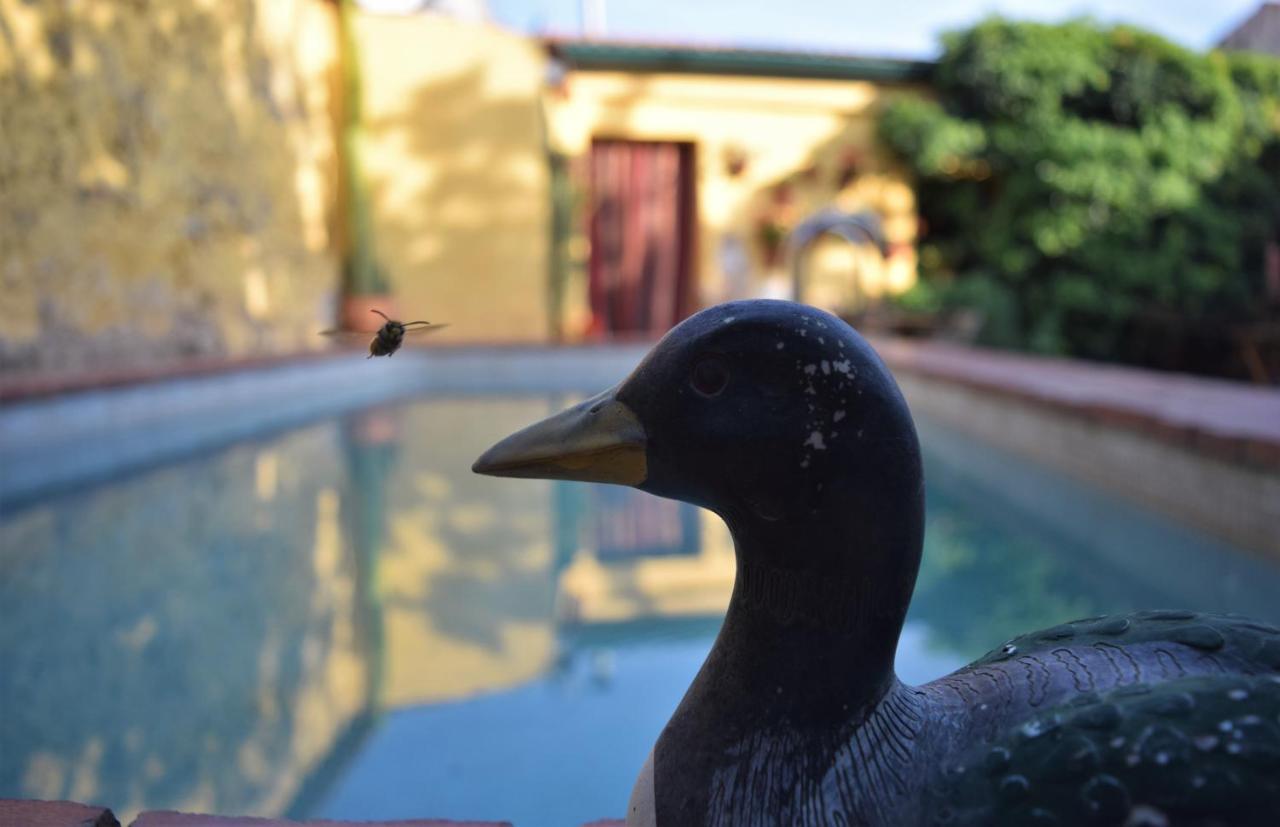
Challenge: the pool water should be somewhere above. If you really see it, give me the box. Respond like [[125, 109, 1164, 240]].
[[3, 392, 1279, 826]]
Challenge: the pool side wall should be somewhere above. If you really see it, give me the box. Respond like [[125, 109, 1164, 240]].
[[875, 343, 1280, 558], [2, 341, 1276, 556]]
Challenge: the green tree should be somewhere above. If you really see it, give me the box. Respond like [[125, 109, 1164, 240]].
[[881, 19, 1280, 376]]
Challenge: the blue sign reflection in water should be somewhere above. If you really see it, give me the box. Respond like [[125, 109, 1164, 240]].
[[2, 396, 1278, 827]]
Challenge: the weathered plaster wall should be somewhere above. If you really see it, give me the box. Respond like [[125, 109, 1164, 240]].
[[353, 12, 551, 342], [0, 0, 341, 377]]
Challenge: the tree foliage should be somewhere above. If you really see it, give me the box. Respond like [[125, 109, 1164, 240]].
[[881, 19, 1280, 374]]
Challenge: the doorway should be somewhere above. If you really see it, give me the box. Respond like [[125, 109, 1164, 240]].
[[588, 140, 696, 337]]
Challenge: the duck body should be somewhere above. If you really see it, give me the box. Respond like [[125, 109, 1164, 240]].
[[652, 610, 1280, 826], [473, 300, 1280, 826]]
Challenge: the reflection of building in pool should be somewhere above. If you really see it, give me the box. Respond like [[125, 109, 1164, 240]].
[[552, 483, 736, 625], [0, 395, 580, 820], [587, 487, 701, 561], [0, 423, 377, 822], [370, 398, 562, 707]]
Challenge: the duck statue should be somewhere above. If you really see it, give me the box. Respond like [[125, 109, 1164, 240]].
[[472, 300, 1280, 826]]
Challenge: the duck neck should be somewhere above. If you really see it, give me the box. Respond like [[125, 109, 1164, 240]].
[[713, 506, 922, 722]]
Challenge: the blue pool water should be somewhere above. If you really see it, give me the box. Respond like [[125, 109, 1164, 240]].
[[3, 389, 1279, 826]]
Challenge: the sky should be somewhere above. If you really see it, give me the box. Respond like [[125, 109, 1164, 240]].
[[484, 0, 1263, 58]]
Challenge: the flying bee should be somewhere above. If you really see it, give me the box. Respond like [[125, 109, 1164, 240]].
[[321, 309, 446, 358]]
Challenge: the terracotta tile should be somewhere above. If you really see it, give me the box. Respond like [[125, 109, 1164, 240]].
[[0, 799, 120, 827]]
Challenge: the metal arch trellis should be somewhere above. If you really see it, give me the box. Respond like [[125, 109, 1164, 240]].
[[787, 209, 889, 308]]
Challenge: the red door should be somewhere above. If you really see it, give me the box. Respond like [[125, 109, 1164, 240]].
[[588, 140, 696, 337]]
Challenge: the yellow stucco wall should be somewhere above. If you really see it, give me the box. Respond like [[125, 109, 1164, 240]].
[[546, 70, 923, 334], [353, 13, 550, 342], [0, 0, 340, 376]]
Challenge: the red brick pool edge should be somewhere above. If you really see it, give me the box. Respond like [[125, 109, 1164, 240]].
[[0, 799, 556, 826], [0, 800, 630, 826], [0, 799, 121, 827], [871, 337, 1280, 472], [131, 812, 513, 826]]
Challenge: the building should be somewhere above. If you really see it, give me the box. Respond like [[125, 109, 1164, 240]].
[[1218, 2, 1280, 55], [352, 11, 931, 342]]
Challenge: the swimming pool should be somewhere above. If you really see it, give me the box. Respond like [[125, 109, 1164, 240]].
[[3, 365, 1279, 826]]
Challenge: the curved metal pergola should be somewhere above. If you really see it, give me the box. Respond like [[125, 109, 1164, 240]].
[[787, 209, 888, 307]]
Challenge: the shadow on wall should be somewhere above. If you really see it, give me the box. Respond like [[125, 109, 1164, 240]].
[[0, 0, 340, 377], [360, 56, 550, 340]]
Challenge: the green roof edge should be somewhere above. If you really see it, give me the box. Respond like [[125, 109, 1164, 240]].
[[546, 40, 934, 83]]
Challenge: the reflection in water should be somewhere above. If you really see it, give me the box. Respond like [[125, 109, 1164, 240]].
[[585, 489, 701, 561], [2, 395, 1279, 827], [0, 422, 375, 822], [373, 398, 560, 709]]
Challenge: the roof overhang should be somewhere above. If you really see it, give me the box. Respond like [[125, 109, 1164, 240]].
[[544, 38, 934, 83]]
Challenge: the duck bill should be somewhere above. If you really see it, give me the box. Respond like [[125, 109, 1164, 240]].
[[471, 387, 647, 486]]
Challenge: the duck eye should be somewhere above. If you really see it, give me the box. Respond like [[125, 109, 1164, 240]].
[[691, 356, 729, 398]]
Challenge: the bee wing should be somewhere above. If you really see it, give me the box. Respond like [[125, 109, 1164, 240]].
[[403, 323, 450, 338], [319, 329, 375, 341]]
